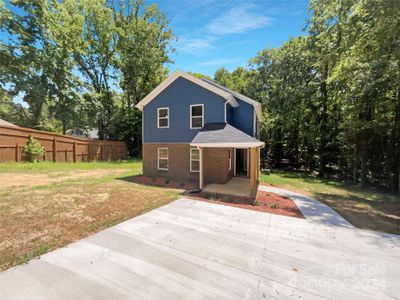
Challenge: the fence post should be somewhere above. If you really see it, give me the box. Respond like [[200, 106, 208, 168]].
[[88, 143, 91, 161], [53, 138, 57, 162], [65, 149, 68, 162], [101, 142, 104, 161], [15, 143, 19, 162], [73, 141, 77, 163]]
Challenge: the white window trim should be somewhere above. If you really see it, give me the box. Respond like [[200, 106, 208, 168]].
[[190, 104, 204, 129], [228, 148, 232, 171], [157, 107, 169, 128], [190, 148, 200, 172], [157, 148, 169, 170]]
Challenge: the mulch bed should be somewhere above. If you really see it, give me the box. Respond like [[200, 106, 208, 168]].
[[132, 175, 304, 219], [188, 190, 304, 219], [131, 175, 198, 190]]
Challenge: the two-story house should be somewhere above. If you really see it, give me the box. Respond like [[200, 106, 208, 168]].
[[136, 70, 264, 197]]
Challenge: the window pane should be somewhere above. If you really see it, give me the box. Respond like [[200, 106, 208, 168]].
[[191, 105, 203, 116], [191, 160, 199, 171], [158, 108, 168, 118], [159, 159, 168, 169], [159, 149, 168, 158], [191, 149, 199, 160], [159, 118, 168, 127], [191, 117, 202, 128]]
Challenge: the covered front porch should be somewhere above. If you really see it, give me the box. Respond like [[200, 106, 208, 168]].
[[190, 123, 264, 198], [202, 177, 252, 197]]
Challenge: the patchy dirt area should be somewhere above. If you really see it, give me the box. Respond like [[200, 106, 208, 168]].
[[188, 190, 304, 219], [0, 169, 181, 271], [0, 169, 129, 189]]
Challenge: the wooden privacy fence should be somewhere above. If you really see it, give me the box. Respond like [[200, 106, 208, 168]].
[[0, 125, 128, 163]]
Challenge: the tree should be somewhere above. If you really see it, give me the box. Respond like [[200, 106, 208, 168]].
[[0, 0, 55, 130], [187, 72, 211, 80], [111, 0, 174, 155]]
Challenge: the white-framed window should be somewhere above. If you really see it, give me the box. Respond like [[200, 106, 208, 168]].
[[157, 107, 169, 128], [190, 104, 203, 129], [228, 148, 232, 171], [190, 148, 200, 172], [157, 148, 168, 170]]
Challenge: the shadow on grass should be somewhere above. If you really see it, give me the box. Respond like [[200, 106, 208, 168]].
[[116, 174, 197, 192], [266, 170, 400, 201], [314, 191, 400, 234]]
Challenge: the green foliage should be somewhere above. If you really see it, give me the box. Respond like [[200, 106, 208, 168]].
[[24, 136, 45, 162], [187, 72, 211, 80], [0, 0, 173, 154], [215, 0, 400, 191]]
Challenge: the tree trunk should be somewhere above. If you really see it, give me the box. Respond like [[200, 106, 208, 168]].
[[352, 143, 358, 183], [318, 63, 329, 178], [360, 154, 367, 187]]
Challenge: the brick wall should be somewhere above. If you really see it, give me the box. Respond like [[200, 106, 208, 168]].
[[142, 143, 234, 186], [142, 143, 199, 184], [203, 147, 233, 184]]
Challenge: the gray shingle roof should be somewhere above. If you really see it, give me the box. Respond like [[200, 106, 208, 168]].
[[200, 78, 263, 121], [190, 123, 264, 147]]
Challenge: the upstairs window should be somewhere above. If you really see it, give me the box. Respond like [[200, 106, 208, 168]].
[[157, 148, 168, 170], [190, 104, 203, 129], [190, 148, 200, 172], [158, 107, 169, 128]]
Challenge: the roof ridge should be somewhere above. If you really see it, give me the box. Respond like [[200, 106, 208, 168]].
[[200, 78, 263, 121]]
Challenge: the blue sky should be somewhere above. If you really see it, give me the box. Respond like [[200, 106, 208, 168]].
[[153, 0, 310, 76]]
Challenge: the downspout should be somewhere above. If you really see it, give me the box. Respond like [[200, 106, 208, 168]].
[[198, 146, 203, 189]]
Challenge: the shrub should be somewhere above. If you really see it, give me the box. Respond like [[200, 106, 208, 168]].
[[24, 136, 45, 162], [270, 202, 279, 209], [252, 199, 260, 206]]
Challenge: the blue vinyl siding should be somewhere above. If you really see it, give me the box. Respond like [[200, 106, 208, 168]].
[[143, 77, 226, 143], [230, 98, 254, 137], [225, 103, 233, 124]]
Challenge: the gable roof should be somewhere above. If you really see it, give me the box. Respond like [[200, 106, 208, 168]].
[[136, 70, 239, 111], [200, 78, 263, 121], [190, 123, 264, 148]]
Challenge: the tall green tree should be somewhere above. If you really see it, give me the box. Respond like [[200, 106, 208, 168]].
[[111, 0, 174, 155], [0, 0, 56, 130]]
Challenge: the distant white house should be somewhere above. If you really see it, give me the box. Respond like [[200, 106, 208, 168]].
[[66, 128, 99, 140]]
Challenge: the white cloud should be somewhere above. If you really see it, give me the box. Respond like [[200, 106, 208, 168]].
[[206, 4, 271, 35], [175, 37, 216, 55], [197, 58, 237, 66]]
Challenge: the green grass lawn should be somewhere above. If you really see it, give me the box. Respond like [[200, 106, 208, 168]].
[[0, 159, 142, 173], [261, 170, 400, 234]]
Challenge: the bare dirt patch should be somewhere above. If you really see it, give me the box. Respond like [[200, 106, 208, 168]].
[[0, 169, 129, 189], [0, 173, 181, 271]]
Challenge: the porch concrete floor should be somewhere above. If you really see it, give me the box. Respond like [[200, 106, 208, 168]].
[[202, 177, 251, 197]]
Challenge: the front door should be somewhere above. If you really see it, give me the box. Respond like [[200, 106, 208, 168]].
[[235, 148, 248, 177]]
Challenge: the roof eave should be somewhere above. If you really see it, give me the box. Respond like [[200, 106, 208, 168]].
[[190, 142, 265, 148]]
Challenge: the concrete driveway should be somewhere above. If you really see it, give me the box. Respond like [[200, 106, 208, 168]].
[[1, 193, 399, 299]]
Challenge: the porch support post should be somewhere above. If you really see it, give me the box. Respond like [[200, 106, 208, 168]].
[[199, 147, 204, 189], [249, 147, 258, 198]]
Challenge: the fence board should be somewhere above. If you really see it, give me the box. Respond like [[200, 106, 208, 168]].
[[0, 125, 128, 163]]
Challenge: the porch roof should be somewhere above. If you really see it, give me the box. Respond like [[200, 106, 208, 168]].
[[190, 123, 264, 148]]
